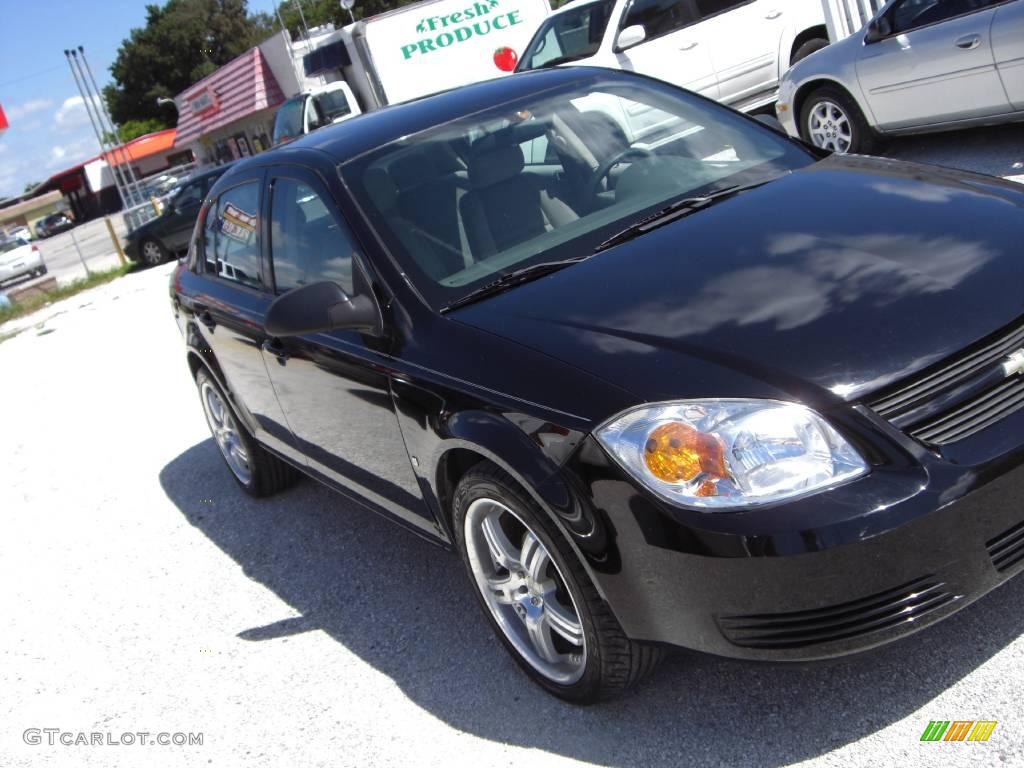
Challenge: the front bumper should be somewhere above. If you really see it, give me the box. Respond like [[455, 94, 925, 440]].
[[559, 409, 1024, 661]]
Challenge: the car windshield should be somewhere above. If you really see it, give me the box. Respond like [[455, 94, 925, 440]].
[[314, 89, 352, 122], [0, 238, 24, 254], [340, 74, 815, 310], [518, 0, 615, 71], [273, 96, 306, 144]]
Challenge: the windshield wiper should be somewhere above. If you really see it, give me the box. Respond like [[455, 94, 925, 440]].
[[593, 176, 785, 254], [441, 257, 588, 313], [537, 53, 592, 69]]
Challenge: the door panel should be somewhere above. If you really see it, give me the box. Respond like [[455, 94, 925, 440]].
[[699, 1, 782, 106], [190, 173, 300, 461], [614, 0, 720, 99], [856, 6, 1008, 128], [993, 0, 1024, 109], [261, 171, 431, 531]]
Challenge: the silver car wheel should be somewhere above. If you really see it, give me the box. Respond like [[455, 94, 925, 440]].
[[142, 240, 164, 266], [200, 380, 252, 485], [464, 497, 587, 684], [807, 100, 853, 154]]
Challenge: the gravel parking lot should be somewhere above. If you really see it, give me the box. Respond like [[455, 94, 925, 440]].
[[3, 127, 1024, 768]]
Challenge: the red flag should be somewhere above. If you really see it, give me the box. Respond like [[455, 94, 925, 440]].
[[0, 103, 8, 137]]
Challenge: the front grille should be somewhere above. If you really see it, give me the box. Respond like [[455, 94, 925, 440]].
[[868, 319, 1024, 445], [717, 577, 955, 649], [987, 519, 1024, 573]]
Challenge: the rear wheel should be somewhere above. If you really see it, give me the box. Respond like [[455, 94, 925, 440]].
[[792, 38, 829, 65], [195, 368, 299, 497], [141, 238, 168, 267], [800, 86, 877, 155], [453, 463, 663, 703]]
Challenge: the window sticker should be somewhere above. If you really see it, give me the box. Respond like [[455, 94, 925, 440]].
[[221, 203, 256, 245]]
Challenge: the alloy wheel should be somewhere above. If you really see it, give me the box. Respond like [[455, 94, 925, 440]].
[[807, 100, 853, 153], [200, 380, 252, 485], [464, 497, 586, 684], [142, 240, 164, 266]]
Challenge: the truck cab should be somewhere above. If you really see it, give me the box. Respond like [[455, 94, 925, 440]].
[[272, 81, 362, 146], [516, 0, 830, 114]]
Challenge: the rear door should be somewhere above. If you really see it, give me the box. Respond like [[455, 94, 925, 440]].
[[183, 168, 301, 461], [992, 0, 1024, 110], [259, 167, 432, 533], [695, 0, 783, 107], [856, 0, 1010, 128], [612, 0, 720, 100]]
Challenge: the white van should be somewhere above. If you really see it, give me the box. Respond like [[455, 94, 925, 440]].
[[515, 0, 829, 114]]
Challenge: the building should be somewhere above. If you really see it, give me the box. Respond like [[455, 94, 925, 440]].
[[0, 190, 67, 235], [172, 29, 331, 167]]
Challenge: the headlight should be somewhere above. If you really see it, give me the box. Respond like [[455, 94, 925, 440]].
[[595, 400, 867, 510]]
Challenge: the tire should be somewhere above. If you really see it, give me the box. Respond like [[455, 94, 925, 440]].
[[140, 237, 169, 267], [799, 85, 878, 155], [453, 462, 663, 703], [791, 38, 829, 65], [195, 368, 300, 497]]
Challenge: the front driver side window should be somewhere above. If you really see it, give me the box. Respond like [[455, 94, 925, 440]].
[[890, 0, 989, 34], [269, 177, 354, 295]]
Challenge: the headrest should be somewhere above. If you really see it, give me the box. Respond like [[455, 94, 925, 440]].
[[469, 145, 525, 189], [390, 152, 433, 190], [363, 167, 397, 211]]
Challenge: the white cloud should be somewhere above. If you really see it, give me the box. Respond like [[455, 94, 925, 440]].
[[54, 94, 104, 132], [45, 135, 98, 170], [6, 99, 54, 121]]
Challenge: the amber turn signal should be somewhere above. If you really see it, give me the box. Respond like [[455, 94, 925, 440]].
[[642, 422, 727, 485]]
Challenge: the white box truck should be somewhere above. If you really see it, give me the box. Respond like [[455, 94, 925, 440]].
[[274, 0, 550, 143]]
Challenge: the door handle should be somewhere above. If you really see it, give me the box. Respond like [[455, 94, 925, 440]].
[[765, 10, 782, 19], [193, 303, 216, 331], [955, 34, 981, 50], [261, 338, 290, 364], [679, 41, 698, 51]]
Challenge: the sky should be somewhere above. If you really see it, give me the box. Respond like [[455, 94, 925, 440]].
[[0, 0, 280, 200]]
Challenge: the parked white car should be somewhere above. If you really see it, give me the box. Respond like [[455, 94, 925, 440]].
[[776, 0, 1024, 153], [0, 236, 46, 285], [516, 0, 829, 113]]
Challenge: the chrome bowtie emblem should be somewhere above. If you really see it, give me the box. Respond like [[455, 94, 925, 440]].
[[1002, 349, 1024, 378]]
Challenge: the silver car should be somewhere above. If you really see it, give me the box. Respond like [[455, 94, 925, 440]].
[[0, 237, 47, 285], [776, 0, 1024, 153]]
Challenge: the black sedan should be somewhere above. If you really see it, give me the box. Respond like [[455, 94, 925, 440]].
[[34, 212, 74, 238], [126, 164, 232, 266], [171, 67, 1024, 703]]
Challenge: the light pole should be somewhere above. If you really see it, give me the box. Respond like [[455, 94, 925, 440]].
[[340, 0, 355, 24]]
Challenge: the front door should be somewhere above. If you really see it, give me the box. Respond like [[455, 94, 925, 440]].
[[259, 168, 432, 533], [856, 0, 1010, 129], [613, 0, 720, 101]]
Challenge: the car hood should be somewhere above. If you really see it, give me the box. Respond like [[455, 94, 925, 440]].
[[452, 155, 1024, 409]]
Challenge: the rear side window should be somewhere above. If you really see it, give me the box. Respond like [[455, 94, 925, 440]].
[[202, 182, 263, 289], [268, 177, 354, 295], [623, 0, 699, 38]]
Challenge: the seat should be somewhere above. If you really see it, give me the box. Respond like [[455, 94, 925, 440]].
[[459, 144, 578, 259]]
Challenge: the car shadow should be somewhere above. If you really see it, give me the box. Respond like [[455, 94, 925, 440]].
[[160, 440, 1024, 766]]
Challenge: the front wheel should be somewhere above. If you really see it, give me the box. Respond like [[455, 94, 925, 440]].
[[799, 86, 877, 155], [453, 463, 663, 703], [140, 238, 168, 267]]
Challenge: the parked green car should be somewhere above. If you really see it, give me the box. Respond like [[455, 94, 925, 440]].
[[125, 163, 234, 266]]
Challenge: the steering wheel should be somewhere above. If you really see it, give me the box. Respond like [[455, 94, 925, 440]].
[[587, 146, 656, 205]]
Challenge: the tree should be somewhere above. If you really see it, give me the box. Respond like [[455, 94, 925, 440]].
[[101, 118, 168, 144], [103, 0, 274, 127], [270, 0, 418, 39]]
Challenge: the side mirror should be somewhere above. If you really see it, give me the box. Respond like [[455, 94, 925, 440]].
[[864, 18, 890, 44], [265, 280, 382, 337], [616, 25, 646, 51]]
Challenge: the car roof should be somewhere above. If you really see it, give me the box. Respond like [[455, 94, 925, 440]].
[[277, 67, 619, 164]]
